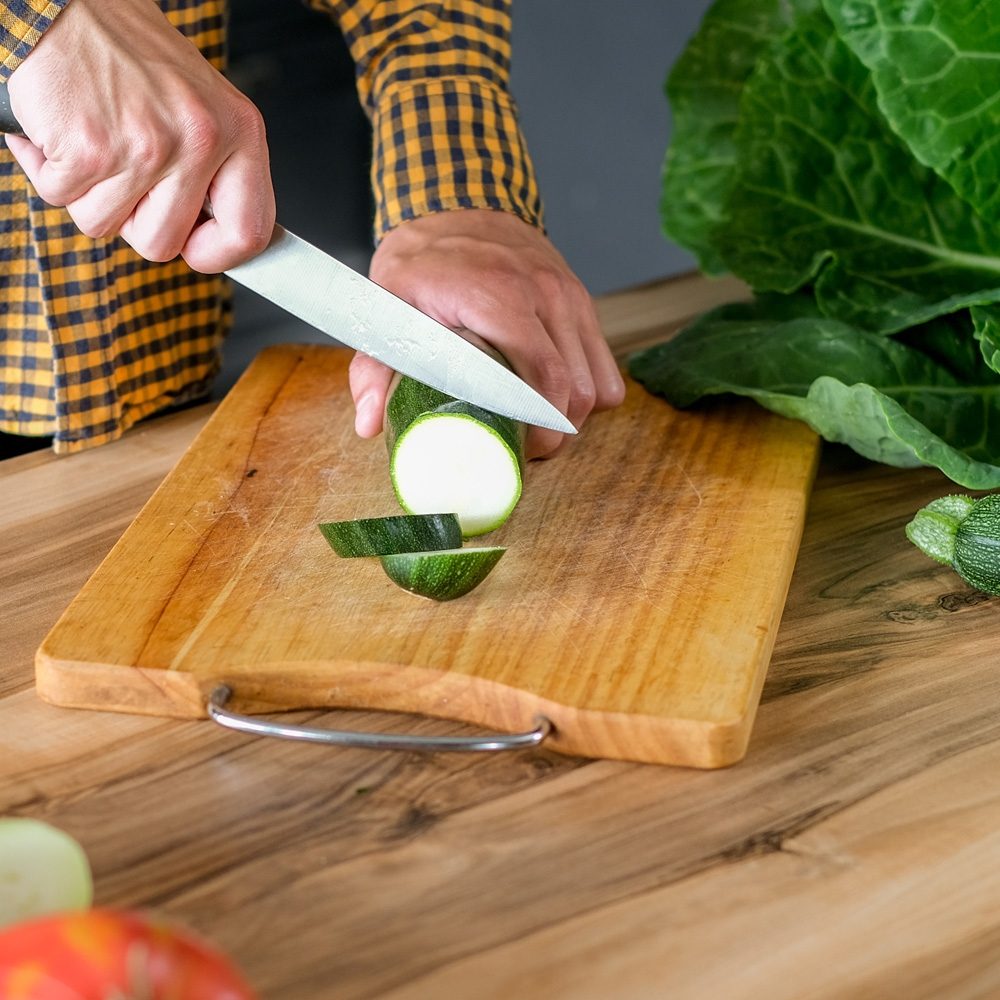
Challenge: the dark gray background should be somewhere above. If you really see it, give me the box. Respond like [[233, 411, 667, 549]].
[[222, 0, 712, 392]]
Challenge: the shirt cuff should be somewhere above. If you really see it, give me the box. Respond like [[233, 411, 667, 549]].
[[0, 0, 72, 81], [370, 76, 544, 242]]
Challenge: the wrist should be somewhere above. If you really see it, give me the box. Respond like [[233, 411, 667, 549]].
[[0, 0, 73, 82]]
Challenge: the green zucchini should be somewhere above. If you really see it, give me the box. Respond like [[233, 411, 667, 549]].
[[380, 547, 506, 601], [318, 513, 462, 557], [385, 374, 525, 538], [0, 818, 93, 928], [906, 493, 1000, 594]]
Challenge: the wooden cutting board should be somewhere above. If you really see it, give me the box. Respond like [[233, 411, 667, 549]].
[[36, 285, 818, 767]]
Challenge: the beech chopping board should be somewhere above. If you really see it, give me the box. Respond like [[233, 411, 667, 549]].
[[36, 306, 818, 767]]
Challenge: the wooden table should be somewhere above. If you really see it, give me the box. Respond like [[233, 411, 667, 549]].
[[4, 274, 999, 999]]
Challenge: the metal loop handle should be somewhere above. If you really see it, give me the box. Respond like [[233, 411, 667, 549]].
[[207, 685, 552, 753]]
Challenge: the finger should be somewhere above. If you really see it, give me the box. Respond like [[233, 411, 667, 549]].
[[180, 147, 274, 273], [118, 166, 215, 262], [6, 134, 107, 207], [535, 299, 599, 433], [460, 309, 571, 459], [348, 352, 394, 437], [11, 127, 156, 229], [4, 134, 47, 188], [31, 144, 171, 240], [573, 294, 627, 412]]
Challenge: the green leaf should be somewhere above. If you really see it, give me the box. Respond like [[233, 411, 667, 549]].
[[718, 7, 1000, 332], [972, 304, 1000, 374], [660, 0, 817, 273], [825, 0, 1000, 223], [628, 299, 1000, 488]]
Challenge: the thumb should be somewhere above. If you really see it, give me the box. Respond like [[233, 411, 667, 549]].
[[348, 352, 394, 437]]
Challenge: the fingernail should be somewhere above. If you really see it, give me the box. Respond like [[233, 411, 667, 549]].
[[354, 392, 378, 435]]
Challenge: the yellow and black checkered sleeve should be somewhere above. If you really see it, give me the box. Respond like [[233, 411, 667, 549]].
[[310, 0, 543, 241], [0, 0, 71, 80]]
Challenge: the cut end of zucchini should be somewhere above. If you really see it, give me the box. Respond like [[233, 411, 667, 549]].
[[380, 546, 506, 601], [0, 818, 93, 928], [318, 513, 462, 557], [391, 413, 522, 537]]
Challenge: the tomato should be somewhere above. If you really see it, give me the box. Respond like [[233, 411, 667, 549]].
[[0, 908, 257, 999]]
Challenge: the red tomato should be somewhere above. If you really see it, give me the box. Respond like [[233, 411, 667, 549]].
[[0, 908, 257, 999]]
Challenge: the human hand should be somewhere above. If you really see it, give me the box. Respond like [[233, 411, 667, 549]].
[[5, 0, 275, 273], [349, 210, 626, 458]]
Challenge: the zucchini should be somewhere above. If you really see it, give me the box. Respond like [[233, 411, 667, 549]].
[[906, 493, 1000, 594], [385, 374, 525, 537], [318, 513, 462, 557], [0, 818, 93, 928], [380, 547, 506, 601]]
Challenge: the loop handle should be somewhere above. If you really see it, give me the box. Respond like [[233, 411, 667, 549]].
[[208, 685, 552, 753]]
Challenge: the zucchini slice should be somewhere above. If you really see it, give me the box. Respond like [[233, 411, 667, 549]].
[[0, 818, 93, 928], [318, 513, 462, 557], [385, 375, 525, 538], [380, 547, 506, 601]]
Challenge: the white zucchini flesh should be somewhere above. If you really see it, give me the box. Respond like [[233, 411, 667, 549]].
[[0, 818, 93, 927], [390, 413, 522, 537]]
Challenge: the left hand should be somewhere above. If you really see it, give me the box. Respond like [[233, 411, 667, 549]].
[[349, 209, 626, 459]]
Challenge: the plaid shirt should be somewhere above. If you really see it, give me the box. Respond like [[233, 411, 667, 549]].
[[0, 0, 542, 452]]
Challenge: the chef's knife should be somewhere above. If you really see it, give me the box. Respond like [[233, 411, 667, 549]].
[[0, 84, 575, 434]]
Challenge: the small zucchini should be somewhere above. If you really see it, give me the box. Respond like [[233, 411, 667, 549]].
[[906, 493, 1000, 594], [379, 547, 506, 601], [318, 513, 462, 557], [0, 818, 93, 928], [385, 374, 525, 538]]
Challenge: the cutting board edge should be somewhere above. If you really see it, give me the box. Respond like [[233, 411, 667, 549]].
[[34, 645, 769, 768], [35, 648, 207, 719]]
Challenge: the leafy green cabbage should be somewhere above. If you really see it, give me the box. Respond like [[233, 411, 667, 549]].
[[634, 0, 1000, 486]]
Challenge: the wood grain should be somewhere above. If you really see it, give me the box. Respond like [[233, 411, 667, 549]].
[[4, 274, 999, 999], [35, 331, 816, 767]]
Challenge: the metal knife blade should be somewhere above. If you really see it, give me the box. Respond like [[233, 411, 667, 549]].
[[0, 82, 575, 434], [227, 226, 575, 433]]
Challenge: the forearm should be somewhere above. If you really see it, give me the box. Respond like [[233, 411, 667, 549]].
[[309, 0, 542, 239]]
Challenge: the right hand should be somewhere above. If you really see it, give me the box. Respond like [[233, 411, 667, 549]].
[[5, 0, 275, 273]]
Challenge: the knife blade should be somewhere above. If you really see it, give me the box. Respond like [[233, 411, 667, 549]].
[[0, 83, 575, 434], [227, 226, 575, 433]]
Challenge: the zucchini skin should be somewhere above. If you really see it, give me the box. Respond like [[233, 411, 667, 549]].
[[953, 496, 1000, 593], [906, 493, 1000, 594], [384, 374, 526, 536], [380, 547, 506, 601], [318, 513, 462, 557], [384, 375, 525, 467]]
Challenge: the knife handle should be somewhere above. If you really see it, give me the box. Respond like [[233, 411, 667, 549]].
[[0, 81, 24, 135]]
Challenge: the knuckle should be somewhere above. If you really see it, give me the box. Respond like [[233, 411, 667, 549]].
[[182, 108, 223, 157], [144, 242, 182, 264], [32, 179, 68, 208], [69, 206, 117, 240], [180, 247, 217, 274], [534, 265, 570, 300], [245, 223, 273, 257], [62, 138, 109, 179], [127, 234, 178, 263], [231, 99, 267, 146], [127, 131, 170, 173], [571, 378, 598, 414], [228, 225, 272, 263], [533, 352, 571, 401]]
